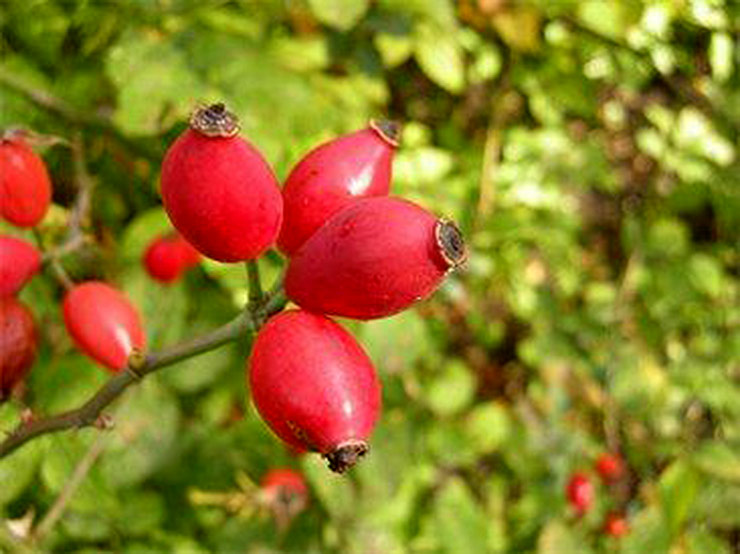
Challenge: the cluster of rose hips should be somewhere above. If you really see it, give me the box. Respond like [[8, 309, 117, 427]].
[[161, 103, 466, 472], [0, 134, 50, 401], [566, 452, 630, 537], [1, 103, 466, 476]]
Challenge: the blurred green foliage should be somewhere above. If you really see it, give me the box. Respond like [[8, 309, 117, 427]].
[[1, 0, 738, 552]]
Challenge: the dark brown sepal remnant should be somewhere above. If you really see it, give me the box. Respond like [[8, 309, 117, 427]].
[[435, 219, 467, 269], [370, 119, 402, 147], [323, 439, 369, 473], [190, 103, 240, 138]]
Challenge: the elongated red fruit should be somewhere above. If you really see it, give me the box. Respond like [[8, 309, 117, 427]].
[[603, 513, 629, 537], [63, 281, 146, 371], [261, 468, 309, 527], [248, 310, 381, 473], [595, 452, 625, 483], [0, 137, 52, 227], [566, 472, 594, 513], [161, 103, 283, 262], [278, 120, 400, 256], [0, 235, 41, 296], [143, 232, 201, 284], [0, 297, 38, 400], [285, 197, 466, 320]]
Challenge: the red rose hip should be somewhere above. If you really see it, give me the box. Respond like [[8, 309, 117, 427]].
[[0, 136, 52, 227], [566, 472, 594, 513], [160, 103, 283, 262], [595, 452, 625, 483], [63, 281, 146, 371], [143, 232, 201, 284], [278, 120, 400, 256], [248, 310, 381, 473], [285, 197, 466, 320], [0, 297, 38, 400], [0, 235, 41, 296], [603, 513, 629, 537]]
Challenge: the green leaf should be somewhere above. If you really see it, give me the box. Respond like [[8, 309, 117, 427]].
[[430, 477, 490, 554], [106, 30, 206, 136], [308, 0, 369, 31], [414, 24, 465, 93], [100, 380, 180, 487], [464, 402, 511, 454], [658, 460, 701, 536], [620, 507, 672, 554], [693, 441, 740, 483], [423, 359, 476, 417], [0, 405, 43, 508], [537, 520, 591, 554]]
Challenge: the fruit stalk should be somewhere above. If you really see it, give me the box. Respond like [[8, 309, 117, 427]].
[[0, 276, 289, 459]]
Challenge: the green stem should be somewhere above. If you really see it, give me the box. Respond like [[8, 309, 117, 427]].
[[245, 260, 264, 305], [0, 282, 288, 459]]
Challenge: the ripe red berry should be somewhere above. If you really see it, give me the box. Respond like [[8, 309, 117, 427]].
[[143, 232, 201, 284], [261, 468, 309, 527], [566, 472, 594, 513], [0, 235, 41, 296], [595, 452, 625, 483], [603, 512, 629, 537], [161, 103, 283, 262], [0, 137, 52, 228], [0, 297, 38, 400], [261, 468, 308, 502], [248, 310, 381, 473], [63, 281, 146, 371], [285, 197, 466, 320], [278, 120, 400, 256]]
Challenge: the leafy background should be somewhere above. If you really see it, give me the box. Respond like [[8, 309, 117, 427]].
[[1, 0, 738, 552]]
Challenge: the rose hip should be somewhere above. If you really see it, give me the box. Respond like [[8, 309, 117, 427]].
[[603, 512, 629, 537], [0, 235, 41, 296], [595, 452, 625, 483], [143, 232, 201, 284], [0, 297, 38, 400], [278, 120, 400, 256], [161, 103, 283, 262], [0, 136, 52, 228], [285, 197, 466, 320], [248, 310, 381, 473], [63, 281, 146, 371], [566, 472, 594, 513]]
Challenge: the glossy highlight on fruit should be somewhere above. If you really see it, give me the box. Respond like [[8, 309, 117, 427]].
[[143, 232, 201, 284], [0, 235, 41, 296], [0, 136, 52, 228], [278, 120, 400, 256], [595, 452, 625, 483], [63, 281, 146, 371], [248, 310, 381, 473], [161, 103, 283, 262], [0, 297, 38, 400], [566, 472, 594, 513], [285, 197, 466, 320]]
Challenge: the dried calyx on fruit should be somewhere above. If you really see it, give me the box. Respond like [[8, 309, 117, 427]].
[[278, 119, 401, 256], [0, 235, 41, 297], [285, 197, 466, 320], [0, 297, 38, 401], [161, 103, 283, 263], [248, 310, 381, 473], [63, 281, 146, 371], [0, 133, 52, 228]]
